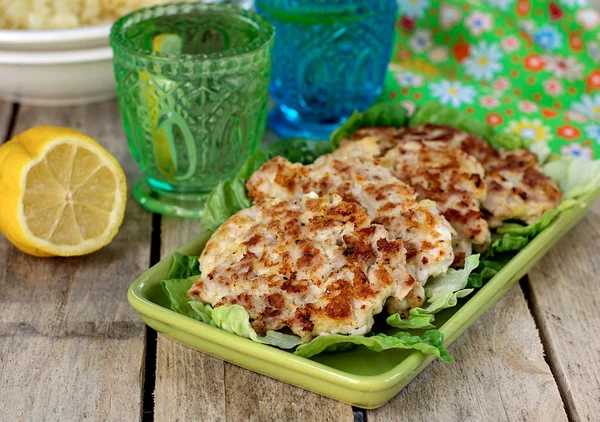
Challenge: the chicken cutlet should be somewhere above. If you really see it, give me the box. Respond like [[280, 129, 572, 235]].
[[247, 155, 455, 315], [338, 136, 490, 266], [379, 140, 490, 266], [189, 193, 411, 341], [348, 124, 563, 227]]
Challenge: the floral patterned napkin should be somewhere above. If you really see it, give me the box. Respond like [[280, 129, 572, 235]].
[[381, 0, 600, 159]]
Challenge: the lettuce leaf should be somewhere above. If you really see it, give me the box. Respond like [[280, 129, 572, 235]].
[[264, 138, 332, 164], [161, 277, 201, 320], [330, 102, 409, 148], [161, 277, 302, 349], [467, 259, 505, 288], [386, 255, 479, 329], [530, 141, 552, 164], [386, 308, 435, 329], [167, 252, 200, 279], [409, 102, 496, 142], [490, 200, 578, 255], [542, 157, 600, 199], [489, 131, 531, 150], [294, 330, 452, 362], [201, 178, 252, 232], [424, 254, 479, 300], [236, 149, 269, 180], [201, 139, 334, 232]]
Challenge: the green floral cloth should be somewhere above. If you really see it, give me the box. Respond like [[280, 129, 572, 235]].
[[381, 0, 600, 159]]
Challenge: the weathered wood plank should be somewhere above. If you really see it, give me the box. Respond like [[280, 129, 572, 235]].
[[156, 217, 354, 422], [369, 285, 568, 422], [527, 198, 600, 422], [0, 101, 151, 422], [156, 218, 227, 422], [0, 101, 13, 140]]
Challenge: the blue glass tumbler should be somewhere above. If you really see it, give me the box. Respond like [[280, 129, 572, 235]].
[[255, 0, 398, 139]]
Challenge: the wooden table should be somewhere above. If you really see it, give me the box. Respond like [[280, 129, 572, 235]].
[[1, 98, 600, 422]]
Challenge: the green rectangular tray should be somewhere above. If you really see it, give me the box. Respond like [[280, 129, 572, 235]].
[[128, 187, 599, 409]]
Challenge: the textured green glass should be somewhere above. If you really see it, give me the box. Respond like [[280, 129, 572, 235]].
[[110, 3, 274, 218]]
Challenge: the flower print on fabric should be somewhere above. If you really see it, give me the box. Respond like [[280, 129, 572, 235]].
[[465, 11, 493, 36], [575, 8, 600, 30], [429, 80, 476, 107], [492, 77, 511, 93], [480, 96, 500, 108], [397, 0, 430, 19], [543, 56, 584, 81], [566, 111, 589, 123], [589, 41, 600, 63], [501, 35, 520, 53], [534, 25, 564, 51], [543, 79, 564, 96], [557, 125, 582, 140], [463, 41, 503, 81], [409, 29, 433, 53], [561, 144, 593, 160], [508, 118, 552, 143], [518, 20, 536, 35], [394, 71, 424, 87], [571, 94, 600, 121], [428, 46, 448, 63], [486, 113, 503, 126], [524, 54, 546, 71], [484, 0, 516, 11], [518, 101, 539, 114], [587, 71, 600, 90], [559, 0, 589, 9], [585, 124, 600, 143]]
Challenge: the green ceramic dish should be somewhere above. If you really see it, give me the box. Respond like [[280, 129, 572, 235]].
[[128, 185, 599, 409]]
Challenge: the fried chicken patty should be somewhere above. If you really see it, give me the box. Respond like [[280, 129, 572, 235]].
[[190, 193, 412, 341], [247, 155, 455, 315], [349, 124, 563, 227], [338, 136, 490, 266]]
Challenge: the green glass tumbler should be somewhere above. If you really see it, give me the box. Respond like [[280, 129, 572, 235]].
[[110, 3, 274, 218]]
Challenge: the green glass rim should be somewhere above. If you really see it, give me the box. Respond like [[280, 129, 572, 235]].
[[109, 2, 275, 62]]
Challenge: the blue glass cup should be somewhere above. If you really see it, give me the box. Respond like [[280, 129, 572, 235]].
[[255, 0, 398, 139]]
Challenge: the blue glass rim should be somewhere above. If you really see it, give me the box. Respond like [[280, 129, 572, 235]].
[[110, 2, 275, 63]]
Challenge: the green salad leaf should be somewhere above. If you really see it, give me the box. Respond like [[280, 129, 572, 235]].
[[488, 131, 531, 150], [409, 102, 495, 142], [167, 252, 201, 279], [330, 102, 409, 148], [264, 138, 332, 164], [386, 255, 480, 329], [467, 259, 505, 288], [201, 178, 253, 232], [162, 276, 302, 349], [161, 277, 202, 320], [294, 330, 452, 362], [530, 141, 552, 164], [424, 254, 479, 301], [236, 149, 269, 180], [490, 200, 578, 255], [386, 309, 435, 330], [543, 156, 600, 199], [201, 138, 334, 232]]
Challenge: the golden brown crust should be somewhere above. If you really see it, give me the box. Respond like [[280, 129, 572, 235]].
[[346, 123, 563, 229], [190, 194, 412, 341]]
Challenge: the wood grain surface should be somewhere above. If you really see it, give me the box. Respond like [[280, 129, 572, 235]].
[[0, 102, 151, 422], [527, 198, 600, 422], [368, 285, 568, 422], [156, 217, 354, 422]]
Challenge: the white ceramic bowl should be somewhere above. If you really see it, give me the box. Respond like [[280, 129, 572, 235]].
[[0, 47, 116, 106], [0, 24, 111, 51]]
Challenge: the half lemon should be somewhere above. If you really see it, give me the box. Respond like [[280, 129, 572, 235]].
[[0, 126, 127, 257]]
